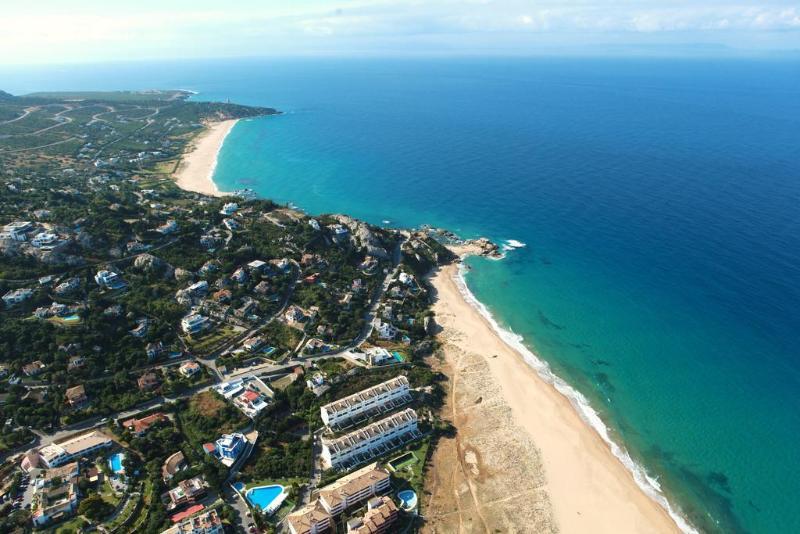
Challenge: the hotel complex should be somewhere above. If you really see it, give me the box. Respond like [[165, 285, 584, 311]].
[[31, 431, 113, 469], [321, 408, 420, 470], [286, 463, 391, 534], [320, 376, 411, 428]]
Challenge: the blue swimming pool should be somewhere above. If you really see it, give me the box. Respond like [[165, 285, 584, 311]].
[[109, 453, 125, 474], [397, 490, 417, 510], [392, 351, 404, 362], [245, 484, 286, 514]]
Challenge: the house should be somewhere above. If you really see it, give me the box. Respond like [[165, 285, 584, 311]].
[[346, 496, 399, 534], [212, 289, 232, 302], [365, 347, 393, 366], [130, 318, 150, 337], [181, 313, 210, 335], [339, 292, 353, 308], [162, 508, 223, 534], [31, 232, 59, 249], [55, 277, 80, 295], [138, 372, 161, 391], [146, 341, 164, 360], [242, 336, 264, 352], [23, 360, 46, 377], [234, 297, 258, 318], [285, 305, 307, 324], [3, 288, 33, 308], [64, 385, 88, 408], [165, 476, 208, 510], [0, 221, 34, 241], [94, 269, 126, 290], [352, 279, 364, 292], [68, 356, 86, 370], [328, 224, 349, 242], [373, 319, 398, 340], [320, 376, 411, 428], [321, 409, 419, 470], [122, 412, 168, 436], [247, 259, 267, 272], [308, 219, 321, 231], [219, 202, 239, 216], [231, 267, 248, 284], [187, 280, 209, 295], [30, 472, 79, 526], [233, 389, 269, 418], [161, 451, 187, 482], [270, 258, 291, 272], [34, 431, 112, 469], [179, 361, 202, 378], [254, 281, 272, 295], [157, 220, 178, 234], [222, 218, 239, 231], [204, 433, 246, 467]]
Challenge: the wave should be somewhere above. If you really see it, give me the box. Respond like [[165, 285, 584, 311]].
[[453, 263, 698, 534], [502, 239, 527, 252]]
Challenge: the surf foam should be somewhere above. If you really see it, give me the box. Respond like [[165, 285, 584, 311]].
[[453, 262, 698, 534]]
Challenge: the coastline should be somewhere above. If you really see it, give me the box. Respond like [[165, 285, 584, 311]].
[[169, 127, 690, 532], [173, 119, 238, 197], [426, 253, 690, 533]]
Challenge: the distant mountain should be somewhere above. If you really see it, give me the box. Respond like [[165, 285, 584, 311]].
[[0, 90, 15, 101]]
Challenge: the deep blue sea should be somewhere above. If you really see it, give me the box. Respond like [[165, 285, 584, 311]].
[[3, 57, 799, 533]]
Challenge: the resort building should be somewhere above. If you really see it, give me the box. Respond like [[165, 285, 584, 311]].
[[286, 502, 332, 534], [346, 496, 399, 534], [162, 508, 224, 534], [181, 313, 210, 335], [162, 451, 187, 482], [321, 409, 420, 470], [36, 431, 112, 468], [287, 463, 392, 534], [165, 476, 207, 510], [320, 376, 411, 428], [31, 476, 79, 526]]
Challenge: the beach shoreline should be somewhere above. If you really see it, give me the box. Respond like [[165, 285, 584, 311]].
[[425, 254, 689, 533], [173, 119, 238, 197]]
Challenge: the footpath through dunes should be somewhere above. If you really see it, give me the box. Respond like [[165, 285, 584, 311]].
[[424, 262, 682, 534]]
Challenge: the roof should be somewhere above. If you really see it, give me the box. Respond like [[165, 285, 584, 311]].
[[123, 412, 167, 434], [321, 376, 409, 416], [351, 496, 398, 533], [162, 451, 186, 478], [39, 431, 111, 463], [322, 408, 418, 455], [318, 462, 390, 508], [170, 503, 205, 523], [65, 385, 86, 402], [286, 502, 331, 534]]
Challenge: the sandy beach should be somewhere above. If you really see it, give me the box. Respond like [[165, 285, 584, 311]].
[[173, 119, 237, 197], [424, 258, 682, 533]]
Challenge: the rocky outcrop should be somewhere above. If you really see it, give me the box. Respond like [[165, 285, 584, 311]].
[[133, 253, 174, 279], [174, 268, 194, 282], [334, 215, 389, 259], [469, 237, 501, 258]]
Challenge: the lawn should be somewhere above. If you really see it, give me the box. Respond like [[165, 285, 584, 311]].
[[184, 325, 237, 354]]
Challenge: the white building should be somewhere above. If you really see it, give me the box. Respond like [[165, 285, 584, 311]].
[[31, 232, 59, 249], [219, 202, 239, 216], [95, 270, 126, 289], [321, 376, 410, 428], [3, 288, 33, 308], [35, 431, 112, 468], [321, 408, 419, 470], [0, 221, 33, 241], [372, 319, 398, 340], [181, 313, 210, 335], [157, 220, 178, 234], [223, 218, 239, 231]]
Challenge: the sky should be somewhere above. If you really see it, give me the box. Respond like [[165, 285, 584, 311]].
[[1, 0, 799, 64]]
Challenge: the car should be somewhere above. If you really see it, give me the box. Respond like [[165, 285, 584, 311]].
[[99, 417, 109, 424]]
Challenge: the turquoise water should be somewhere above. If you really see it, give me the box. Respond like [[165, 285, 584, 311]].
[[246, 485, 284, 511], [397, 490, 417, 510], [3, 57, 799, 533], [109, 453, 125, 474]]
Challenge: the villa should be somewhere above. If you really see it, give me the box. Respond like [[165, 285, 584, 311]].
[[2, 288, 33, 308], [285, 305, 308, 324], [242, 336, 264, 352], [188, 280, 209, 295], [32, 431, 112, 469], [320, 376, 411, 428], [22, 360, 46, 376], [203, 433, 247, 467], [94, 269, 127, 290], [138, 372, 161, 391], [181, 313, 210, 335], [372, 319, 398, 340], [321, 409, 420, 470], [223, 218, 239, 231], [157, 219, 178, 234], [232, 389, 269, 418], [165, 476, 207, 510], [64, 385, 88, 408], [179, 361, 202, 378], [162, 451, 187, 482], [55, 277, 80, 295], [219, 202, 239, 215], [247, 259, 267, 272], [31, 231, 59, 249], [30, 472, 79, 526], [346, 496, 399, 534], [123, 412, 168, 436], [162, 508, 224, 534], [0, 221, 34, 241], [146, 341, 165, 360], [231, 267, 248, 284]]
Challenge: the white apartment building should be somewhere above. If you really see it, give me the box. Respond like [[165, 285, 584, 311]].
[[36, 431, 112, 468], [320, 376, 410, 428], [321, 408, 419, 470]]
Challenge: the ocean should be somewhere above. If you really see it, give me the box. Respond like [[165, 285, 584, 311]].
[[4, 57, 799, 533]]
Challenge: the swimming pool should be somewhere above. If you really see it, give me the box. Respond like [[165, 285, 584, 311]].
[[108, 453, 125, 474], [397, 490, 417, 511], [245, 484, 286, 514], [392, 351, 405, 362], [62, 314, 81, 323]]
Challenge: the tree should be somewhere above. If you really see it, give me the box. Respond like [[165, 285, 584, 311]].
[[78, 493, 113, 520]]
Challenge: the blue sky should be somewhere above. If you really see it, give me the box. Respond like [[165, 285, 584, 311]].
[[2, 0, 799, 64]]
